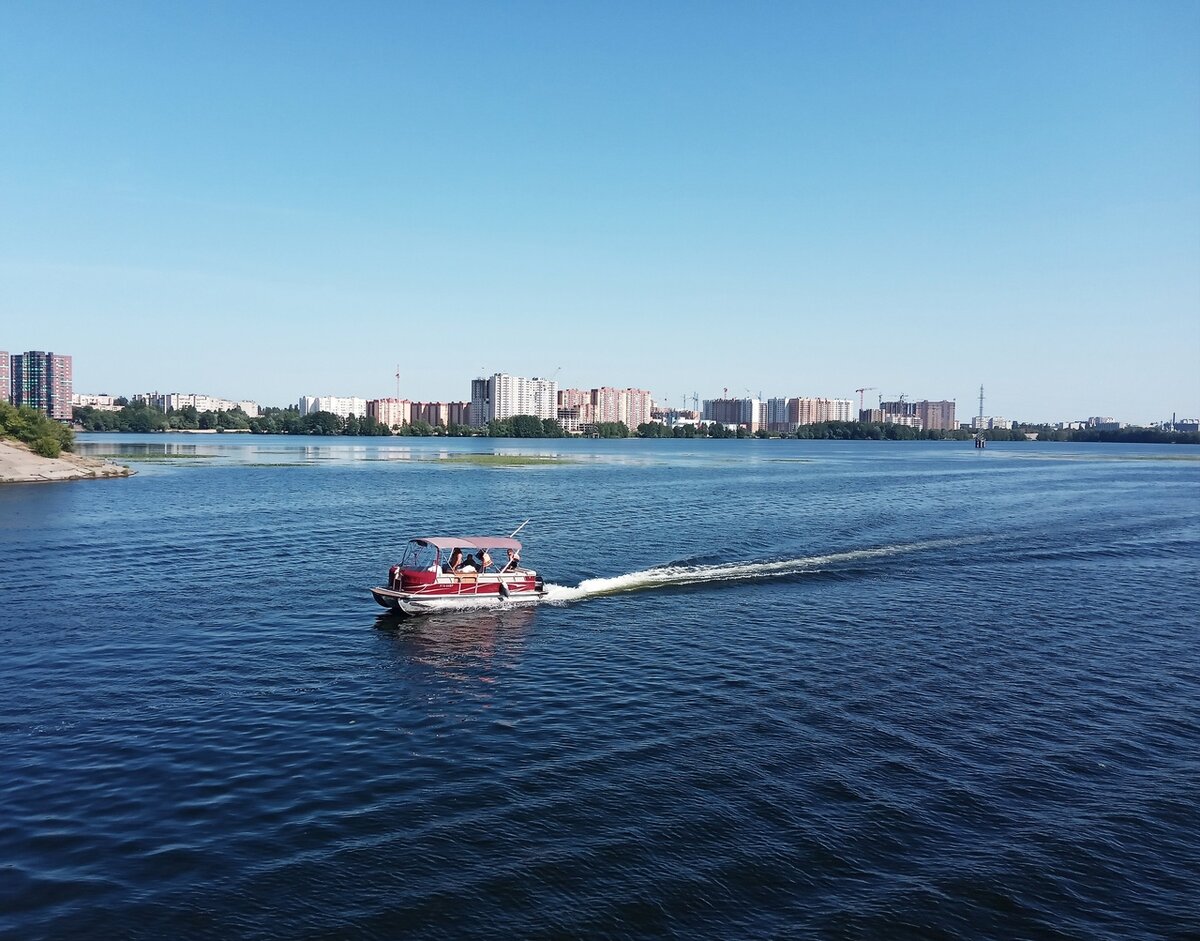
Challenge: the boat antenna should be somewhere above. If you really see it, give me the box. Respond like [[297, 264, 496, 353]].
[[509, 519, 531, 538]]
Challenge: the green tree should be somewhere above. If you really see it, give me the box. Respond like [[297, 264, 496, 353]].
[[302, 410, 343, 435], [1, 402, 74, 452], [510, 415, 545, 437]]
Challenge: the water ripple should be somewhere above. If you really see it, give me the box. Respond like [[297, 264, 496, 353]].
[[1, 438, 1197, 940]]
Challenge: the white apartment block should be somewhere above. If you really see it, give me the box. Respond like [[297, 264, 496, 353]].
[[765, 397, 792, 431], [134, 392, 260, 417], [487, 373, 558, 421], [299, 395, 368, 419], [72, 393, 123, 412]]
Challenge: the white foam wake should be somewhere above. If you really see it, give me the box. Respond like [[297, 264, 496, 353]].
[[541, 537, 983, 605]]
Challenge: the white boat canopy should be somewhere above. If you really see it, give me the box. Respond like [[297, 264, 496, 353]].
[[412, 536, 523, 552]]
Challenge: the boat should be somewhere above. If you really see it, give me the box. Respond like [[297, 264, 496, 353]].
[[370, 535, 546, 615]]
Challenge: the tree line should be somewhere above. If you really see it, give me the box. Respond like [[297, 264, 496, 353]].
[[73, 404, 634, 439], [74, 403, 399, 436], [72, 404, 1199, 445]]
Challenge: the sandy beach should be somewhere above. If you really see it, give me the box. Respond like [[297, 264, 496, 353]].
[[0, 438, 134, 484]]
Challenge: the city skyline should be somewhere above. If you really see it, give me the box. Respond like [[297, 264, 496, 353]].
[[2, 3, 1197, 424], [60, 366, 1181, 429], [21, 350, 1193, 430]]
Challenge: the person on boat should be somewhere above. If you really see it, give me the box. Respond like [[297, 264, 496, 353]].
[[500, 547, 521, 572], [474, 549, 492, 572], [444, 547, 466, 574]]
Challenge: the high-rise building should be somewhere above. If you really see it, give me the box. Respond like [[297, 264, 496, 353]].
[[592, 387, 622, 424], [367, 398, 412, 429], [0, 351, 9, 404], [587, 387, 653, 429], [621, 388, 653, 429], [556, 389, 594, 433], [552, 387, 653, 433], [914, 400, 956, 431], [10, 351, 73, 420], [766, 397, 793, 432], [789, 397, 854, 426], [472, 373, 558, 423], [298, 395, 368, 419], [826, 398, 854, 422], [447, 402, 470, 427], [470, 378, 492, 427], [702, 397, 761, 430], [881, 399, 955, 431]]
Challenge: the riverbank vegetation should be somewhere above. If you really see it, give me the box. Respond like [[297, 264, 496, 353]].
[[75, 403, 394, 436], [73, 404, 1198, 445], [0, 402, 74, 457]]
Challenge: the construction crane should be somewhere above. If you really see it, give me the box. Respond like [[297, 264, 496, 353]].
[[691, 392, 699, 412], [395, 363, 401, 400], [855, 386, 877, 411]]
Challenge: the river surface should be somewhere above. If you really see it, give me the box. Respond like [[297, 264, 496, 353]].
[[1, 435, 1197, 940]]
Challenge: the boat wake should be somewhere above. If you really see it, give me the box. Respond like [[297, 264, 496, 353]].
[[541, 537, 986, 605]]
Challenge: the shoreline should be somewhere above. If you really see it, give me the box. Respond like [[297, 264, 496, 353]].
[[0, 438, 135, 484]]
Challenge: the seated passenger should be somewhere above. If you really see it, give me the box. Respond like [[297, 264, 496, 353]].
[[475, 549, 492, 572], [500, 548, 521, 572], [443, 547, 465, 574]]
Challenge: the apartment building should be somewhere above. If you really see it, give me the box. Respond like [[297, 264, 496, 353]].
[[703, 397, 762, 430], [790, 397, 854, 426], [9, 351, 73, 420], [471, 373, 558, 424], [367, 398, 412, 429], [298, 395, 368, 419], [881, 399, 956, 431], [134, 392, 260, 417]]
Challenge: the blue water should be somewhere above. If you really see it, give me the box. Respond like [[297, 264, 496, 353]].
[[1, 435, 1197, 940]]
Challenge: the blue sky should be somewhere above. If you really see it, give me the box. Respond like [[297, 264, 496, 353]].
[[2, 1, 1197, 422]]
